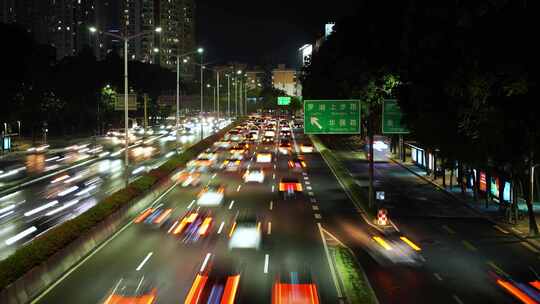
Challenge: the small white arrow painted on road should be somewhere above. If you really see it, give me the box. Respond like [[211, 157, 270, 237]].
[[310, 116, 323, 129]]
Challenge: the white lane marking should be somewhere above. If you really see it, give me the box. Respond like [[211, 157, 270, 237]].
[[211, 173, 217, 179], [274, 164, 277, 170], [522, 241, 540, 254], [493, 225, 509, 234], [306, 186, 313, 190], [237, 185, 242, 192], [24, 200, 59, 217], [273, 173, 276, 179], [302, 172, 308, 176], [228, 200, 235, 210], [312, 205, 319, 211], [452, 294, 464, 304], [167, 221, 178, 234], [305, 181, 311, 185], [434, 273, 443, 281], [136, 252, 153, 271], [271, 185, 275, 192], [217, 221, 225, 234], [317, 223, 343, 297], [304, 176, 309, 180], [269, 201, 273, 210], [268, 222, 272, 235], [310, 198, 317, 203], [200, 253, 212, 272], [308, 192, 315, 196], [187, 199, 196, 209], [264, 254, 270, 274], [314, 213, 322, 219]]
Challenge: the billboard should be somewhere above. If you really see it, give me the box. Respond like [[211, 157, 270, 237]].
[[114, 94, 137, 111]]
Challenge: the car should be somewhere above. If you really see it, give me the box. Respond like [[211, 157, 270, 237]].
[[103, 276, 157, 304], [228, 214, 262, 250], [279, 177, 303, 198], [169, 210, 213, 242], [134, 206, 172, 228], [300, 143, 314, 153], [293, 121, 303, 129], [243, 168, 265, 183], [249, 131, 259, 140], [185, 262, 241, 304], [288, 157, 307, 170], [278, 140, 292, 155], [227, 130, 242, 142], [229, 146, 247, 155], [197, 184, 225, 206], [237, 142, 250, 150], [280, 130, 292, 138], [221, 159, 241, 172], [173, 171, 202, 187], [262, 136, 275, 144], [256, 151, 273, 163], [271, 270, 320, 304], [213, 140, 232, 150]]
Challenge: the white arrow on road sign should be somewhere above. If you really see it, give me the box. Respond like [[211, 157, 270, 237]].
[[310, 117, 323, 129]]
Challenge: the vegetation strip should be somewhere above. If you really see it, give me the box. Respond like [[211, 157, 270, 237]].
[[331, 246, 378, 304], [0, 120, 242, 290]]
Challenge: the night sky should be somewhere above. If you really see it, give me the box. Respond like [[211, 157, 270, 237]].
[[196, 0, 362, 68]]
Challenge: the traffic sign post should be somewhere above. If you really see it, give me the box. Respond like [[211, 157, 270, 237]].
[[382, 99, 409, 134], [303, 100, 361, 134]]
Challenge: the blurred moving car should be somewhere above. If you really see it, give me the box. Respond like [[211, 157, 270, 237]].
[[228, 213, 261, 250], [197, 184, 225, 206], [256, 151, 273, 163], [103, 276, 157, 304], [243, 168, 265, 183], [300, 143, 314, 153], [278, 141, 292, 155], [221, 159, 241, 172], [288, 158, 307, 170], [169, 210, 213, 241], [184, 263, 241, 304], [279, 177, 303, 199], [134, 206, 172, 228], [271, 270, 320, 304]]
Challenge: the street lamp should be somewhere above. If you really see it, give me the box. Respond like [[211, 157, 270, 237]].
[[175, 47, 203, 152], [89, 25, 161, 186]]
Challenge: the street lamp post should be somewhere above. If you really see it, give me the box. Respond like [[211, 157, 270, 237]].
[[89, 26, 161, 187], [216, 70, 220, 120], [227, 74, 231, 117], [175, 48, 203, 152]]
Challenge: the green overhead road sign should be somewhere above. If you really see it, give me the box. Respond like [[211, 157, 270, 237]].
[[382, 99, 409, 134], [304, 100, 361, 134], [277, 96, 291, 105]]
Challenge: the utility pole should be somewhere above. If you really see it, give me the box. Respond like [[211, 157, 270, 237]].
[[234, 78, 238, 117], [368, 106, 375, 209], [239, 80, 243, 116], [217, 70, 220, 120], [227, 74, 231, 117]]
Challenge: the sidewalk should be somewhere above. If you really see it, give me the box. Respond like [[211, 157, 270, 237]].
[[391, 154, 540, 250]]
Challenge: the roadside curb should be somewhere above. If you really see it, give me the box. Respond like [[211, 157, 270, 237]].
[[389, 157, 540, 252]]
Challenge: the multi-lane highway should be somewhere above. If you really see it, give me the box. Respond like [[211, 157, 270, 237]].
[[0, 119, 228, 260], [33, 117, 342, 303]]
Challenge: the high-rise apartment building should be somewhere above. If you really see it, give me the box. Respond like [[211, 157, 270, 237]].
[[1, 0, 195, 68], [157, 0, 195, 75]]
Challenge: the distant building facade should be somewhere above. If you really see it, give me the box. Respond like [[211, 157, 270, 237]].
[[272, 64, 299, 97]]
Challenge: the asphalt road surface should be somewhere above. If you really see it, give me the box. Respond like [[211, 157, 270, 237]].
[[34, 122, 340, 304]]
